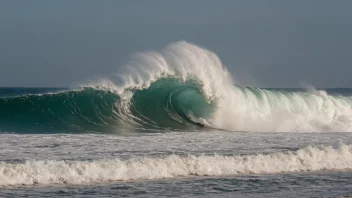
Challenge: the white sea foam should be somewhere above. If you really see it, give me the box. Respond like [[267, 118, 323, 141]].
[[1, 143, 352, 186]]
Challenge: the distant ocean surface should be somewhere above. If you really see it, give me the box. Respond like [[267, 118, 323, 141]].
[[2, 42, 352, 197]]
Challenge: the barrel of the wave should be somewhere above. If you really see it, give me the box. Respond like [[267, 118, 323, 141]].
[[126, 78, 215, 130]]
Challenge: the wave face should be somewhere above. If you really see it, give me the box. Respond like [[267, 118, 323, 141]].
[[0, 82, 215, 132], [1, 41, 352, 132], [0, 89, 120, 132], [1, 143, 352, 186]]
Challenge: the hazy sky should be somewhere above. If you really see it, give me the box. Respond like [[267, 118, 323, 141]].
[[1, 0, 352, 88]]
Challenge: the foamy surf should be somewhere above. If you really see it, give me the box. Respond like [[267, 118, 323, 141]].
[[1, 143, 352, 186]]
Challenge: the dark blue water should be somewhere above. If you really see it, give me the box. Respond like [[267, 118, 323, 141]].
[[0, 87, 68, 98], [2, 87, 352, 98]]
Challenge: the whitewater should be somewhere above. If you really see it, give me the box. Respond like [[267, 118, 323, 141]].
[[2, 42, 352, 197], [2, 143, 352, 186]]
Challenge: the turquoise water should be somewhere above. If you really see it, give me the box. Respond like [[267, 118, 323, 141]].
[[1, 87, 352, 197]]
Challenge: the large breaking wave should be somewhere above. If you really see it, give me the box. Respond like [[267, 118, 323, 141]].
[[1, 41, 352, 133]]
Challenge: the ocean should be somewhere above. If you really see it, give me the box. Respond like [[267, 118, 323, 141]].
[[1, 42, 352, 197]]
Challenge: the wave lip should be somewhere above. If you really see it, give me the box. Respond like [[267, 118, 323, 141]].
[[1, 143, 352, 186]]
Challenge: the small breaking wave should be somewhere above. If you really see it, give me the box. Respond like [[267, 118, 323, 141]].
[[1, 143, 352, 186]]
